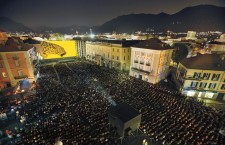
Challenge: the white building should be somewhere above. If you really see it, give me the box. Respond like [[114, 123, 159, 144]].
[[74, 38, 86, 58], [186, 31, 197, 40], [207, 34, 225, 54], [130, 38, 173, 84], [176, 54, 225, 100], [215, 34, 225, 42]]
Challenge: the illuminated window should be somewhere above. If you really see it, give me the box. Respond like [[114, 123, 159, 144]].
[[2, 72, 7, 78], [190, 81, 198, 88], [187, 91, 195, 97], [117, 56, 119, 60], [124, 56, 125, 60], [211, 74, 220, 81], [193, 72, 201, 79], [18, 70, 24, 77], [208, 83, 217, 89], [140, 58, 144, 64], [205, 92, 214, 98], [124, 49, 126, 53], [145, 76, 149, 82], [15, 60, 20, 67], [147, 53, 150, 57], [135, 51, 140, 55], [221, 84, 225, 90], [146, 59, 151, 66], [202, 73, 211, 80], [198, 92, 202, 97], [199, 82, 207, 88], [113, 48, 114, 52]]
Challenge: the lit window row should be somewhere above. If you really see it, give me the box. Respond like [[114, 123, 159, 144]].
[[193, 72, 221, 81], [190, 81, 218, 89]]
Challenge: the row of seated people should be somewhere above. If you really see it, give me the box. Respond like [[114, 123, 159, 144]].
[[14, 62, 225, 145]]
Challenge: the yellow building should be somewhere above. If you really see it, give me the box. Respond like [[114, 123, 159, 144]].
[[86, 40, 139, 71], [176, 54, 225, 100], [130, 38, 173, 84]]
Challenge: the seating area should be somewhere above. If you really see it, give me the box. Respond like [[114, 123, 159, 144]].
[[1, 61, 225, 145]]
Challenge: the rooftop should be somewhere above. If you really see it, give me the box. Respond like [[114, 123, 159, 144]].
[[108, 103, 140, 123], [0, 37, 33, 52], [88, 39, 142, 47], [181, 54, 225, 71], [132, 38, 172, 50], [23, 38, 41, 44]]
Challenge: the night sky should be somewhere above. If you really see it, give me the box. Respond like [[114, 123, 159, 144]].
[[0, 0, 225, 27]]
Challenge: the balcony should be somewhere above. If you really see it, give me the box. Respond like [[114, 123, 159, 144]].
[[146, 63, 151, 66], [131, 67, 152, 74], [14, 75, 28, 80]]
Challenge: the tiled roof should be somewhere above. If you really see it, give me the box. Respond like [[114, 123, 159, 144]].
[[132, 38, 172, 50], [88, 39, 142, 48], [181, 54, 225, 71], [23, 38, 41, 44], [0, 37, 33, 52], [108, 103, 140, 123]]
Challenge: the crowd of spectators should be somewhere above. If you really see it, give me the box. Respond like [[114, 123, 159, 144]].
[[1, 61, 225, 145]]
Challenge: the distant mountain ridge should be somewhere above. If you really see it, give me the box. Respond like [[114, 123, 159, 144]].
[[32, 25, 90, 34], [0, 17, 32, 32], [0, 5, 224, 33], [100, 5, 225, 33]]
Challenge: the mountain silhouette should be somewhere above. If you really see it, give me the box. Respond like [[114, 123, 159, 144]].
[[0, 5, 224, 33], [0, 17, 32, 32], [100, 5, 225, 33]]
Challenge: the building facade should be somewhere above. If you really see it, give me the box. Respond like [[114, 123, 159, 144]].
[[207, 41, 225, 54], [0, 37, 37, 89], [86, 40, 137, 71], [130, 39, 173, 84], [176, 54, 225, 100], [186, 31, 197, 40], [74, 38, 86, 58], [207, 34, 225, 54], [0, 31, 8, 45]]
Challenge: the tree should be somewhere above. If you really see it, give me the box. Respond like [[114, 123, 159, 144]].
[[172, 43, 189, 63]]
